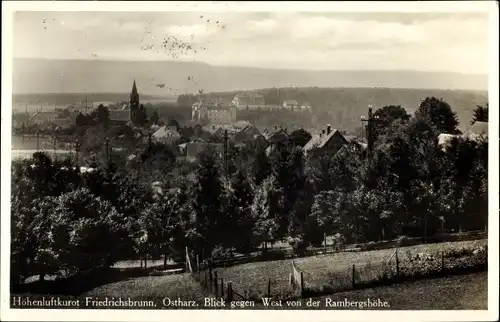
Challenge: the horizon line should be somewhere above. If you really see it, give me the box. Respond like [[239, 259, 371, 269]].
[[12, 57, 488, 77]]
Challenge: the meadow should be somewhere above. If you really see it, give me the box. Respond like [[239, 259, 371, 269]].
[[213, 239, 487, 300], [312, 271, 487, 310]]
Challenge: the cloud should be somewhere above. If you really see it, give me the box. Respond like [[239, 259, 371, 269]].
[[12, 11, 489, 74]]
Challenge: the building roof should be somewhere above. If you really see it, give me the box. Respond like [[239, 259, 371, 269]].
[[234, 92, 265, 106], [464, 121, 488, 138], [152, 125, 180, 139], [264, 128, 288, 141], [283, 100, 298, 105], [109, 110, 130, 122], [303, 129, 347, 152], [29, 111, 59, 122]]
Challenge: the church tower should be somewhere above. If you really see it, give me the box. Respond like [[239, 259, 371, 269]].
[[129, 79, 140, 123]]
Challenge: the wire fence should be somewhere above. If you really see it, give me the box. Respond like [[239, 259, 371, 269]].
[[186, 239, 487, 301]]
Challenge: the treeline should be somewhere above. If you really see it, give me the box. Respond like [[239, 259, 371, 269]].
[[11, 97, 488, 285]]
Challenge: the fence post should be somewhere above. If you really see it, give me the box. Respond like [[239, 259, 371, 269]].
[[196, 254, 200, 272], [214, 271, 218, 297], [268, 278, 271, 298], [227, 282, 233, 303], [208, 271, 212, 293], [221, 278, 224, 299], [300, 272, 304, 297], [352, 264, 355, 289]]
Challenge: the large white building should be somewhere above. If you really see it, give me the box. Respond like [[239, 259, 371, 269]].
[[231, 92, 267, 110], [192, 99, 237, 124]]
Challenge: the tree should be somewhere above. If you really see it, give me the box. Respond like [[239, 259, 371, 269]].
[[415, 97, 459, 134], [289, 128, 312, 148], [252, 144, 271, 186], [191, 148, 224, 256], [372, 105, 410, 142], [93, 104, 110, 128], [167, 119, 180, 131], [150, 109, 160, 125], [226, 169, 255, 253], [471, 103, 488, 124], [251, 176, 283, 253]]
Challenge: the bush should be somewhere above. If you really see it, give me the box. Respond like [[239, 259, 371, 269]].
[[211, 245, 234, 262], [288, 235, 308, 256]]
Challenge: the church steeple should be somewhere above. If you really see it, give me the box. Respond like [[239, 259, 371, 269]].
[[131, 79, 139, 99], [129, 79, 140, 124]]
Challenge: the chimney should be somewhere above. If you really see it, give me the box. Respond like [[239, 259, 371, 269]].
[[327, 124, 331, 135]]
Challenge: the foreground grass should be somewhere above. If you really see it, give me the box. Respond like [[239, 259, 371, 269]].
[[312, 271, 488, 310], [12, 273, 207, 309], [83, 273, 206, 302], [214, 239, 487, 300]]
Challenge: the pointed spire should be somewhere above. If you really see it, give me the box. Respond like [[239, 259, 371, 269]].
[[131, 79, 138, 97]]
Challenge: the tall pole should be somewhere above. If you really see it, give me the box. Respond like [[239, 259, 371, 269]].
[[224, 129, 228, 175], [367, 105, 374, 158]]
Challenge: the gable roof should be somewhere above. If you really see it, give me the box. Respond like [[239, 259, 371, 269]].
[[109, 110, 130, 122], [438, 133, 460, 149], [303, 129, 348, 152], [264, 128, 288, 141], [464, 121, 488, 138], [152, 125, 180, 139]]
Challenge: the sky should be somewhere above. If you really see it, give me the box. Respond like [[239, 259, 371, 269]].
[[13, 11, 490, 74]]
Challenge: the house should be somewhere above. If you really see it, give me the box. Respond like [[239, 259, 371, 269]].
[[231, 92, 266, 110], [109, 110, 131, 126], [263, 126, 289, 156], [303, 125, 349, 155], [264, 126, 288, 143], [29, 111, 59, 125], [463, 121, 488, 141], [299, 102, 312, 111], [192, 99, 237, 124], [152, 125, 181, 144], [438, 121, 488, 151], [233, 123, 264, 145], [282, 100, 299, 110]]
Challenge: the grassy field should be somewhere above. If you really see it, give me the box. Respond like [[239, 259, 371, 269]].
[[214, 239, 487, 300], [13, 273, 207, 309], [83, 273, 206, 302], [312, 271, 488, 310]]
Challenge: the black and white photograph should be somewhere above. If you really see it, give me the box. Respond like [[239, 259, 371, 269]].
[[1, 1, 498, 321]]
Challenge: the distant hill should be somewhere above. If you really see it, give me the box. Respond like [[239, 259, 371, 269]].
[[194, 87, 489, 133], [13, 58, 488, 96], [11, 59, 488, 133], [11, 92, 175, 113]]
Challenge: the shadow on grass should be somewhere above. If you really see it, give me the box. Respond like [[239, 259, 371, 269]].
[[302, 261, 487, 298], [11, 263, 183, 296]]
